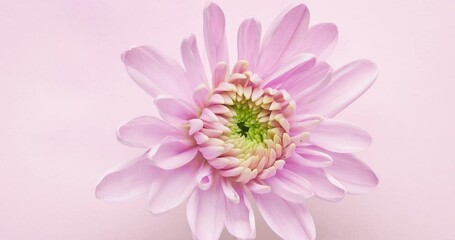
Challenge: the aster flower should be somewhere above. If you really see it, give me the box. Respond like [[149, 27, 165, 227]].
[[96, 3, 378, 240]]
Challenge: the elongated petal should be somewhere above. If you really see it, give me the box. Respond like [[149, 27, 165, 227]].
[[212, 62, 228, 88], [289, 150, 332, 168], [237, 18, 261, 70], [148, 157, 202, 214], [256, 4, 310, 77], [254, 192, 316, 240], [155, 96, 197, 124], [300, 23, 338, 59], [294, 146, 333, 168], [187, 178, 226, 240], [287, 161, 346, 201], [322, 150, 379, 194], [193, 83, 209, 108], [148, 137, 198, 170], [309, 118, 371, 153], [264, 168, 313, 203], [117, 116, 182, 148], [121, 46, 192, 101], [303, 168, 346, 201], [263, 54, 316, 88], [181, 35, 208, 88], [95, 154, 161, 201], [204, 3, 229, 72], [306, 60, 378, 117], [284, 61, 332, 100], [225, 188, 256, 239]]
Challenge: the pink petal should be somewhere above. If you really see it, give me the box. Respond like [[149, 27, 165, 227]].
[[300, 23, 338, 59], [187, 178, 226, 240], [203, 2, 229, 72], [247, 181, 271, 194], [256, 4, 310, 77], [294, 146, 333, 168], [225, 188, 256, 240], [199, 145, 225, 160], [221, 179, 240, 203], [287, 161, 346, 201], [154, 96, 197, 124], [237, 18, 261, 70], [288, 151, 330, 169], [196, 163, 214, 190], [303, 168, 346, 201], [95, 154, 161, 201], [180, 35, 208, 89], [116, 116, 182, 148], [305, 60, 378, 117], [309, 118, 372, 153], [193, 83, 209, 108], [284, 61, 332, 100], [121, 46, 192, 101], [212, 62, 228, 88], [264, 168, 313, 203], [254, 192, 316, 240], [148, 137, 198, 170], [148, 158, 202, 214], [322, 150, 379, 194], [263, 53, 316, 88], [188, 119, 204, 135]]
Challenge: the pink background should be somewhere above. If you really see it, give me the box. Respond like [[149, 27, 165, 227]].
[[1, 0, 454, 239]]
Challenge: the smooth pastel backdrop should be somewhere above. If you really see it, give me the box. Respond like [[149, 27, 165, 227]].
[[1, 0, 454, 239]]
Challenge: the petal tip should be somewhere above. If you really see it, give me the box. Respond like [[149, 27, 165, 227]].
[[204, 2, 223, 14]]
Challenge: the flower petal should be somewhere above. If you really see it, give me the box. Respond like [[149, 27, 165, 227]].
[[121, 46, 192, 101], [283, 61, 332, 100], [193, 83, 209, 108], [181, 35, 208, 89], [148, 137, 198, 170], [212, 62, 228, 88], [264, 168, 313, 203], [286, 161, 346, 201], [322, 150, 379, 194], [254, 192, 316, 240], [300, 23, 338, 59], [305, 60, 378, 117], [154, 96, 197, 124], [225, 187, 256, 240], [294, 146, 333, 168], [196, 162, 214, 190], [288, 151, 331, 169], [263, 53, 316, 88], [95, 154, 161, 201], [237, 18, 261, 70], [203, 2, 229, 72], [303, 168, 346, 201], [256, 4, 310, 77], [148, 157, 202, 214], [187, 178, 226, 240], [309, 118, 372, 153], [116, 116, 182, 148]]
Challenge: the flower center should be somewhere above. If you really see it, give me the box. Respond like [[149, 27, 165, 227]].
[[230, 99, 268, 143], [236, 121, 249, 137], [190, 61, 305, 184]]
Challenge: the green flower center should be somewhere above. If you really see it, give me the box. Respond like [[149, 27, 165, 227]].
[[236, 121, 249, 136], [229, 99, 269, 144]]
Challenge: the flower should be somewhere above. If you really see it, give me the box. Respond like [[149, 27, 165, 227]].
[[95, 3, 378, 240]]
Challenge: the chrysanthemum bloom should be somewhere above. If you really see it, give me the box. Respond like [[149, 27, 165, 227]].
[[96, 3, 378, 240]]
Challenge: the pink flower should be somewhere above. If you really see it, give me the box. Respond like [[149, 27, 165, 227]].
[[96, 3, 378, 240]]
